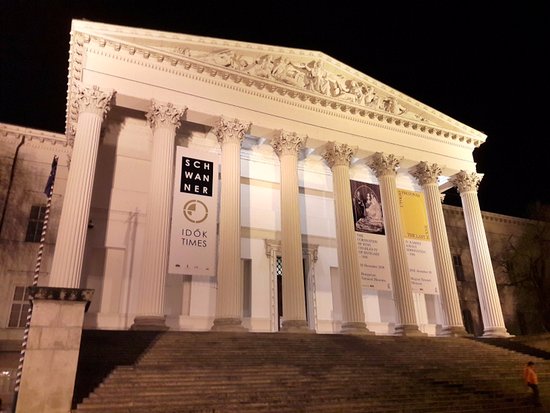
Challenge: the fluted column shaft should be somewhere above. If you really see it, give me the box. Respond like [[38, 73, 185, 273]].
[[212, 117, 250, 331], [451, 171, 509, 337], [323, 142, 371, 334], [49, 84, 113, 288], [368, 153, 423, 336], [132, 101, 186, 330], [412, 162, 467, 336], [272, 131, 311, 332]]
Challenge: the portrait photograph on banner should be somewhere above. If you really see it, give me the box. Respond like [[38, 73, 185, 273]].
[[350, 180, 392, 291], [169, 146, 219, 276]]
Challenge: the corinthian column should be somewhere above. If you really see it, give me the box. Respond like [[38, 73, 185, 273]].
[[271, 130, 312, 332], [411, 162, 468, 336], [367, 153, 423, 336], [132, 101, 186, 330], [49, 84, 114, 288], [450, 171, 510, 337], [323, 142, 371, 334], [211, 117, 250, 332]]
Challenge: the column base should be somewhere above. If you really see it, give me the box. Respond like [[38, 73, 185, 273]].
[[281, 319, 315, 333], [394, 324, 427, 337], [340, 321, 375, 335], [211, 317, 248, 332], [481, 326, 511, 338], [131, 316, 169, 331], [438, 325, 471, 337]]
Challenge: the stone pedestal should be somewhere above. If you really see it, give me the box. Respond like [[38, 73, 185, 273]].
[[15, 287, 93, 413]]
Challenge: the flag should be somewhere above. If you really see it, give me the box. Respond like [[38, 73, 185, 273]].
[[43, 156, 58, 196]]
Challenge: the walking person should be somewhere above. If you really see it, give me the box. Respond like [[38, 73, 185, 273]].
[[524, 361, 542, 407]]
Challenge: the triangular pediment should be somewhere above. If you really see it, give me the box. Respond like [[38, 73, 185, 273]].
[[69, 20, 486, 145]]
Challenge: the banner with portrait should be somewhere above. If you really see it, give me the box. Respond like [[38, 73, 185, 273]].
[[169, 146, 219, 276], [350, 180, 392, 291]]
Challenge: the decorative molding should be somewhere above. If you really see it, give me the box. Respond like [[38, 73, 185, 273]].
[[450, 170, 481, 193], [411, 161, 442, 186], [0, 124, 70, 152], [171, 49, 409, 115], [30, 286, 94, 311], [367, 152, 401, 178], [271, 130, 307, 157], [212, 116, 251, 145], [322, 141, 357, 169], [146, 100, 187, 132], [73, 83, 115, 118], [65, 26, 486, 148]]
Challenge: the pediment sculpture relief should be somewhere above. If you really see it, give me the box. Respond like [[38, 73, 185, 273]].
[[174, 48, 408, 116]]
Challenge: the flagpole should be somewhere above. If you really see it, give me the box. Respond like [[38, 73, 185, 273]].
[[12, 155, 58, 412]]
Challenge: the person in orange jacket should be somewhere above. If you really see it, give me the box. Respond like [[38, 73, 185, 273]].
[[524, 361, 542, 406]]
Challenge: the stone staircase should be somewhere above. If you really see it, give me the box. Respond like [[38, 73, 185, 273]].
[[72, 331, 550, 412]]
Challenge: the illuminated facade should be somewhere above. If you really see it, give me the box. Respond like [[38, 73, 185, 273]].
[[1, 19, 524, 345]]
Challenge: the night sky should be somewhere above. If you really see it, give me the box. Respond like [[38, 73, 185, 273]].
[[1, 1, 547, 219]]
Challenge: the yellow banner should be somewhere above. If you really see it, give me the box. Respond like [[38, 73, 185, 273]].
[[398, 189, 430, 241]]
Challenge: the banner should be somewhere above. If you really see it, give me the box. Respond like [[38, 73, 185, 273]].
[[169, 147, 219, 276], [350, 181, 439, 294], [350, 180, 392, 291], [397, 189, 438, 294]]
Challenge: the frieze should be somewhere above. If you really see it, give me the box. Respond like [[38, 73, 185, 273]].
[[173, 48, 408, 116], [65, 26, 486, 148]]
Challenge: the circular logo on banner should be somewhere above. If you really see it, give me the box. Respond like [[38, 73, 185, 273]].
[[183, 200, 209, 223]]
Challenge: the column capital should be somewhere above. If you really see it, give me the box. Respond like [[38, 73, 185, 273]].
[[146, 100, 186, 132], [367, 152, 401, 178], [74, 83, 114, 118], [213, 116, 250, 144], [411, 161, 442, 186], [322, 141, 357, 169], [450, 170, 482, 193], [271, 130, 307, 157]]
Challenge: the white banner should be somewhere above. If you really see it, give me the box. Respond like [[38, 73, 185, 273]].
[[351, 180, 392, 291], [169, 146, 219, 276]]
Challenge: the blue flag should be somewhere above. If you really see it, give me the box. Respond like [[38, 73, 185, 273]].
[[44, 156, 58, 196]]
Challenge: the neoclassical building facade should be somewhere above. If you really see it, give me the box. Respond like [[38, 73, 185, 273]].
[[1, 19, 525, 347]]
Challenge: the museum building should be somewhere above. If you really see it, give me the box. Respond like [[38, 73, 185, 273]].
[[2, 19, 538, 353]]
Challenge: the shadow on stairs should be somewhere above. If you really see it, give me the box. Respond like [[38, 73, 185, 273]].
[[71, 331, 550, 413]]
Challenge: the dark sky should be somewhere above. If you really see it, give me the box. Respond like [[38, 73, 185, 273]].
[[1, 1, 547, 219]]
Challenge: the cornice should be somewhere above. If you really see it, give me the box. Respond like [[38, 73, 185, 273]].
[[0, 123, 70, 150], [66, 22, 487, 148], [442, 204, 536, 226]]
